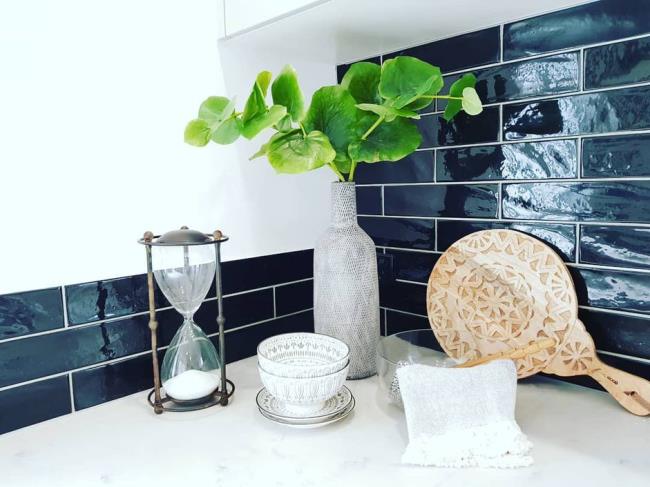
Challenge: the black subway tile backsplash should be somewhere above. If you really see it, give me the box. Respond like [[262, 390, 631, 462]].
[[582, 134, 650, 178], [437, 140, 577, 182], [585, 36, 650, 89], [503, 86, 650, 140], [579, 308, 650, 360], [355, 151, 434, 184], [571, 267, 650, 315], [384, 184, 498, 218], [359, 216, 435, 250], [379, 280, 427, 316], [383, 249, 439, 283], [0, 287, 64, 340], [0, 376, 71, 435], [426, 108, 500, 147], [580, 225, 650, 270], [275, 280, 313, 316], [385, 310, 439, 342], [336, 56, 380, 83], [502, 182, 650, 223], [356, 185, 382, 215], [503, 0, 650, 60]]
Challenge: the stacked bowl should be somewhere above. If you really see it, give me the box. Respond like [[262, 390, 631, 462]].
[[257, 332, 350, 419]]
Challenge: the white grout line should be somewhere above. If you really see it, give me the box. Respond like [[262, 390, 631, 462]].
[[499, 23, 504, 62], [567, 262, 650, 275], [395, 278, 427, 286], [383, 246, 442, 255], [68, 374, 75, 412], [358, 175, 650, 187], [381, 185, 385, 216], [575, 224, 581, 264], [271, 277, 313, 290], [61, 286, 69, 328], [597, 350, 650, 366], [434, 219, 439, 252], [578, 305, 650, 320], [383, 307, 428, 319], [272, 287, 277, 318]]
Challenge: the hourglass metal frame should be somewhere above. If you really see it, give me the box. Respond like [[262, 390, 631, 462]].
[[138, 228, 235, 414]]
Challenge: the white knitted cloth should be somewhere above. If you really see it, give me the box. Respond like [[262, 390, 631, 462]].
[[397, 360, 533, 468]]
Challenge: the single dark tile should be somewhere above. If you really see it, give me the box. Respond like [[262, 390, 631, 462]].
[[384, 249, 438, 283], [0, 376, 71, 434], [386, 310, 439, 342], [336, 56, 380, 83], [580, 308, 650, 360], [586, 34, 650, 89], [66, 274, 151, 326], [355, 151, 434, 184], [359, 216, 435, 250], [503, 86, 650, 140], [440, 53, 579, 108], [194, 289, 275, 335], [380, 308, 387, 336], [384, 27, 500, 73], [72, 353, 155, 410], [502, 182, 650, 223], [503, 0, 650, 60], [582, 134, 650, 178], [222, 310, 314, 363], [384, 184, 498, 218], [377, 252, 394, 283], [437, 220, 576, 262], [571, 267, 650, 315], [275, 279, 313, 316], [580, 225, 650, 270], [379, 280, 427, 316], [0, 287, 64, 340], [356, 186, 382, 215], [437, 140, 577, 182], [425, 108, 500, 147], [222, 250, 313, 295]]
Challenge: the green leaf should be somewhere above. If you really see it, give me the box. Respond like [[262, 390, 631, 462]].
[[271, 65, 305, 122], [340, 62, 381, 104], [267, 129, 336, 174], [249, 134, 276, 160], [211, 116, 241, 144], [184, 119, 211, 147], [241, 104, 287, 139], [242, 70, 273, 124], [349, 114, 421, 163], [303, 85, 358, 174], [462, 86, 483, 116], [379, 56, 443, 109], [443, 73, 477, 122], [274, 114, 293, 132], [198, 96, 235, 123], [356, 103, 420, 122]]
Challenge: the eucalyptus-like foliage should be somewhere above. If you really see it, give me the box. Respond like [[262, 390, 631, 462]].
[[184, 56, 483, 181]]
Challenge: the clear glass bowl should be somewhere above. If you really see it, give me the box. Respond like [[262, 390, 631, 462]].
[[377, 329, 457, 408], [257, 332, 349, 378]]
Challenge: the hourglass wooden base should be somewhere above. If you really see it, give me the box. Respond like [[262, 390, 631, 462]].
[[139, 228, 234, 415]]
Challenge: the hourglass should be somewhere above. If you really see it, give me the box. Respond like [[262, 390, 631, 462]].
[[139, 227, 234, 413]]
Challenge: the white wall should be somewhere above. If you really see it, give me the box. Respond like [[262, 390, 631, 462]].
[[0, 0, 336, 295]]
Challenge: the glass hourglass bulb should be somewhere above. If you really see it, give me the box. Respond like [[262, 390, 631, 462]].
[[153, 242, 222, 402]]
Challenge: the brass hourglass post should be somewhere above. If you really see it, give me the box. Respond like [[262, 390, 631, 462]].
[[143, 231, 163, 414], [213, 230, 228, 406]]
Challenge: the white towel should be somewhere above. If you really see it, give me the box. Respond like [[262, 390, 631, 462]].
[[397, 360, 533, 468]]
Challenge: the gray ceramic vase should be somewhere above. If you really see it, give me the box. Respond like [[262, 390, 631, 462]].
[[314, 182, 380, 379]]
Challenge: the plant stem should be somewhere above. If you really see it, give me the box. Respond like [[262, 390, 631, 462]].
[[329, 163, 345, 182], [299, 122, 307, 137], [348, 161, 357, 182], [361, 115, 385, 140]]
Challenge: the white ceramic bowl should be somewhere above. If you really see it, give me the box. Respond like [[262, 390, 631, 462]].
[[257, 332, 349, 378], [258, 362, 349, 415]]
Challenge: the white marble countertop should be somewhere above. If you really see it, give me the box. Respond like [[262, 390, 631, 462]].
[[1, 356, 649, 487]]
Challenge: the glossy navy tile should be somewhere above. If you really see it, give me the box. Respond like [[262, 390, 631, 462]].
[[503, 0, 650, 60], [384, 184, 498, 218], [422, 108, 500, 148], [384, 249, 439, 283], [383, 27, 500, 73], [582, 134, 650, 178], [356, 186, 382, 215], [379, 280, 427, 316], [580, 308, 650, 360], [195, 289, 275, 334], [571, 267, 650, 315], [66, 274, 152, 326], [0, 376, 71, 434], [377, 252, 394, 283], [503, 86, 650, 140], [222, 310, 314, 364], [437, 220, 576, 262], [355, 151, 434, 184], [437, 140, 577, 182], [358, 216, 435, 250], [275, 279, 313, 316], [440, 53, 579, 108], [222, 249, 313, 295], [580, 225, 650, 270], [72, 353, 155, 410], [336, 56, 380, 83], [0, 287, 64, 340], [502, 181, 650, 223], [585, 35, 650, 89], [386, 310, 440, 343]]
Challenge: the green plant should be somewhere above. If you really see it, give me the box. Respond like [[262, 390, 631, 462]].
[[184, 56, 482, 182]]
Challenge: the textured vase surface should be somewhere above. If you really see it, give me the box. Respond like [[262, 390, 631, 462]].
[[314, 182, 380, 379]]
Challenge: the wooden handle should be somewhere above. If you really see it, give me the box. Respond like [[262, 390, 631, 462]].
[[455, 338, 555, 369], [590, 362, 650, 416]]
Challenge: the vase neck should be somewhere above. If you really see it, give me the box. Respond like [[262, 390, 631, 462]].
[[330, 182, 357, 227]]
